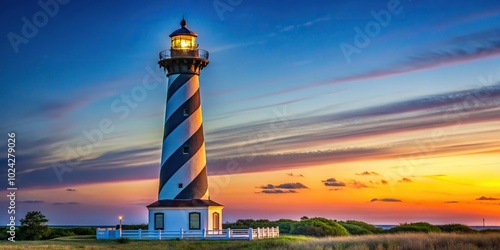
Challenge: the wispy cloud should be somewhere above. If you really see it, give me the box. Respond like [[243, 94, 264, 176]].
[[0, 145, 161, 189], [277, 17, 330, 33], [445, 201, 459, 204], [259, 189, 297, 194], [210, 41, 260, 53], [287, 173, 304, 177], [398, 178, 412, 183], [256, 182, 308, 194], [349, 180, 369, 189], [256, 28, 500, 99], [19, 200, 45, 204], [206, 83, 500, 173], [52, 202, 80, 205], [476, 196, 499, 201], [371, 198, 402, 202], [355, 171, 380, 176], [258, 182, 308, 189]]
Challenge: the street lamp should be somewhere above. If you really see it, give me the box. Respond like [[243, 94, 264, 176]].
[[118, 216, 123, 237]]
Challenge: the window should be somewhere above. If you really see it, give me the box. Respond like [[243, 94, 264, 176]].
[[183, 108, 189, 116], [178, 183, 183, 188], [189, 212, 200, 230], [183, 146, 189, 154], [154, 213, 164, 230], [212, 212, 220, 230]]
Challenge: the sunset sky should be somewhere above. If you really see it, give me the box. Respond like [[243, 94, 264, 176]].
[[1, 0, 500, 226]]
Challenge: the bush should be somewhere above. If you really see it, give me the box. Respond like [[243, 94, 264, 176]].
[[345, 220, 384, 234], [46, 228, 75, 239], [338, 222, 372, 235], [290, 218, 349, 237], [388, 222, 441, 233], [68, 227, 96, 235], [223, 219, 278, 229], [276, 219, 297, 234], [121, 224, 148, 230], [117, 237, 130, 244], [480, 229, 500, 234], [438, 224, 476, 233], [0, 227, 19, 241]]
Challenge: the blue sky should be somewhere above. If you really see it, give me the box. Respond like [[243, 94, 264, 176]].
[[1, 0, 500, 225]]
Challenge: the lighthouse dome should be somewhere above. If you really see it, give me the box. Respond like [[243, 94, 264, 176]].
[[169, 18, 198, 37]]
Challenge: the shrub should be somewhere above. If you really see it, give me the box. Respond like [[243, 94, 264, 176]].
[[68, 227, 96, 235], [338, 222, 372, 235], [345, 220, 384, 234], [290, 218, 349, 237], [223, 219, 278, 229], [275, 219, 297, 234], [388, 222, 441, 233], [438, 224, 476, 233], [46, 228, 75, 239], [121, 224, 148, 230]]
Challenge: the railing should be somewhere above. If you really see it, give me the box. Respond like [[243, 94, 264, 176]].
[[159, 49, 209, 60], [96, 227, 279, 240]]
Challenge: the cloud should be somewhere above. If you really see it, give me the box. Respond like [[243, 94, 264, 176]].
[[276, 183, 308, 189], [329, 188, 342, 191], [8, 82, 500, 190], [52, 202, 80, 205], [355, 171, 380, 176], [259, 189, 297, 194], [259, 182, 308, 190], [287, 173, 304, 177], [256, 28, 500, 99], [381, 180, 388, 185], [371, 198, 402, 203], [0, 144, 161, 189], [278, 17, 330, 33], [29, 77, 147, 119], [210, 41, 259, 53], [204, 83, 500, 176], [256, 182, 307, 194], [18, 200, 45, 204], [349, 180, 369, 189], [322, 178, 346, 187], [445, 201, 459, 203], [398, 178, 412, 183], [476, 196, 500, 201]]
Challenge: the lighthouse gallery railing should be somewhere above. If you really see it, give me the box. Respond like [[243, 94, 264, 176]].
[[159, 49, 209, 60]]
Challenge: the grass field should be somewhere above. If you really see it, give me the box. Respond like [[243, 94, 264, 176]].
[[0, 233, 499, 250]]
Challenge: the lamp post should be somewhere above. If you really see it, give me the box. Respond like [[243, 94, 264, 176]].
[[118, 216, 123, 237]]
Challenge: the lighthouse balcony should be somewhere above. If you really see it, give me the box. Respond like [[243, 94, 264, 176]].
[[160, 49, 209, 60]]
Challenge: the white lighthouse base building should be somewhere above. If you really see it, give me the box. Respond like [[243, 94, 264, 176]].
[[146, 199, 223, 231]]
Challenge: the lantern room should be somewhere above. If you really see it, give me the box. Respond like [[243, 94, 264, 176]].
[[170, 18, 198, 50]]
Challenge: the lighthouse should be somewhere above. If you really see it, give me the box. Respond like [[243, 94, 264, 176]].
[[147, 18, 223, 232]]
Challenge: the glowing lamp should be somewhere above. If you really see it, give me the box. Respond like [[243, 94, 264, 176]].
[[170, 18, 197, 51]]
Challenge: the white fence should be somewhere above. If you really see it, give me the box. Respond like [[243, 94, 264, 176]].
[[96, 227, 279, 240]]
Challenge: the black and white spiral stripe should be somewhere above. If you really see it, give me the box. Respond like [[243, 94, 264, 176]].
[[159, 73, 209, 200]]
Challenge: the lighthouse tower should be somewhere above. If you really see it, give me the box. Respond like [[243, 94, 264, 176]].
[[147, 18, 223, 232]]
